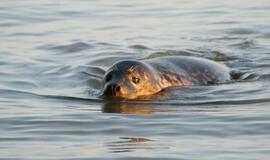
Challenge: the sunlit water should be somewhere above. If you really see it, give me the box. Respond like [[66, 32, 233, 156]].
[[1, 0, 270, 159]]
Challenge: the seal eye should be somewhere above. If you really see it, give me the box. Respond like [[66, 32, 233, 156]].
[[132, 77, 140, 84], [105, 74, 112, 82]]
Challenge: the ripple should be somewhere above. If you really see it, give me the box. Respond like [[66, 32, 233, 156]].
[[145, 49, 235, 62], [230, 39, 258, 49], [225, 28, 259, 35], [6, 31, 57, 37], [145, 50, 203, 59], [88, 54, 138, 66], [40, 65, 73, 75], [0, 20, 22, 27], [0, 137, 33, 142], [80, 65, 105, 79], [1, 0, 270, 159], [0, 89, 101, 103], [106, 137, 168, 153], [260, 74, 270, 80], [0, 80, 39, 90], [128, 44, 150, 50], [0, 89, 43, 99], [230, 71, 260, 81], [39, 42, 94, 53]]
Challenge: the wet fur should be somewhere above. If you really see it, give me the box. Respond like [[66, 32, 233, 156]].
[[102, 56, 230, 99]]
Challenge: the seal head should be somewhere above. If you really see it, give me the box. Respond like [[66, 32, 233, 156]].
[[102, 60, 160, 99]]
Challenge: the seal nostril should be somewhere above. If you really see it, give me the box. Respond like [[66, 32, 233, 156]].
[[104, 84, 114, 96], [115, 86, 121, 92], [104, 83, 120, 96]]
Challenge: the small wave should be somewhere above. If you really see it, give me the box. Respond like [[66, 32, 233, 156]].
[[144, 50, 203, 59], [96, 25, 128, 31], [144, 49, 235, 62], [110, 98, 270, 106], [0, 89, 43, 99], [262, 33, 270, 38], [0, 21, 22, 27], [80, 65, 105, 78], [230, 39, 258, 49], [106, 137, 168, 153], [40, 65, 73, 75], [1, 80, 39, 90], [200, 50, 237, 62], [128, 44, 150, 50], [88, 54, 138, 67], [225, 28, 259, 35], [0, 137, 33, 142], [38, 42, 93, 53], [0, 89, 102, 103], [230, 71, 260, 81], [77, 65, 105, 90], [259, 74, 270, 80]]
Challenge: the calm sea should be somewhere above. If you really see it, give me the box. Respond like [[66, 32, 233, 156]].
[[0, 0, 270, 159]]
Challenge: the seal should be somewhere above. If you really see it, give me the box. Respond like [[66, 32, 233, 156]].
[[102, 56, 230, 99]]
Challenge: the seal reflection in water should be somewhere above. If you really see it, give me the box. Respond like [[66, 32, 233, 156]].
[[102, 56, 231, 99], [103, 103, 156, 115]]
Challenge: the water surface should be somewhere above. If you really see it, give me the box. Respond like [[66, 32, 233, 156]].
[[1, 0, 270, 159]]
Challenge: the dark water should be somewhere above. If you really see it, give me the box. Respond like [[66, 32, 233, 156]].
[[1, 0, 270, 159]]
